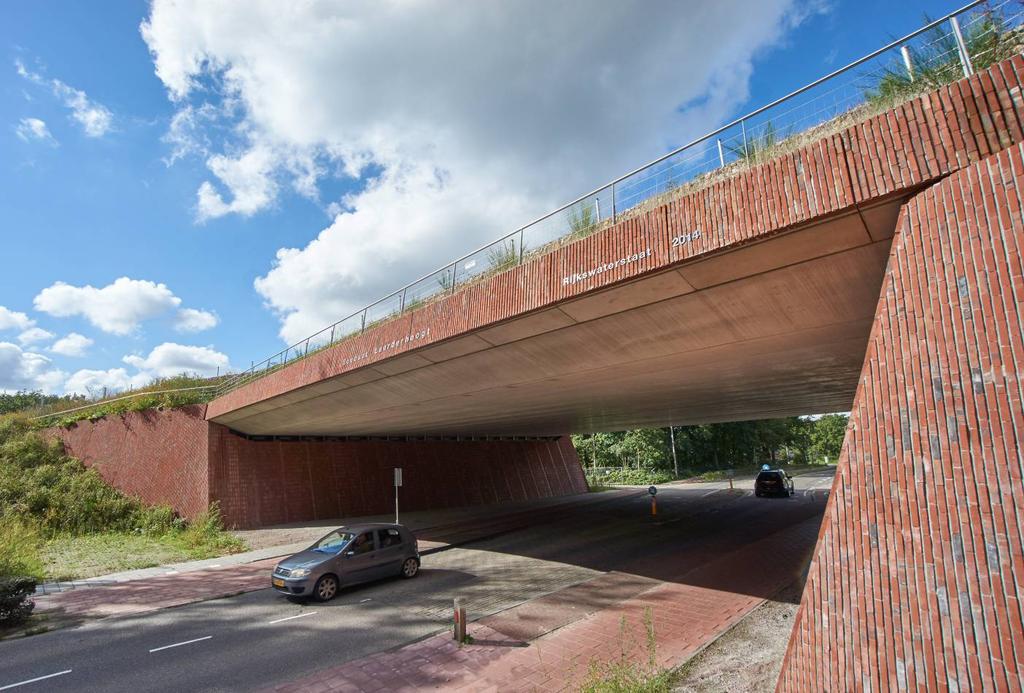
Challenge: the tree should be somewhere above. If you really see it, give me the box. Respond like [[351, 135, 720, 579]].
[[809, 414, 849, 463]]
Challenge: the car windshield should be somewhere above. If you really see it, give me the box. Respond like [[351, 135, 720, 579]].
[[312, 530, 354, 554]]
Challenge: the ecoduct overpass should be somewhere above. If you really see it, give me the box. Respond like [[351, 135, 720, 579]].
[[57, 56, 1024, 689]]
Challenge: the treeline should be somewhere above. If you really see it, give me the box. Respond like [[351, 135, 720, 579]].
[[0, 391, 85, 416], [572, 414, 848, 476]]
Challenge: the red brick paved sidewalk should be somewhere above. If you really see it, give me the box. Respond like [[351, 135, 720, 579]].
[[265, 516, 822, 692], [34, 559, 279, 620]]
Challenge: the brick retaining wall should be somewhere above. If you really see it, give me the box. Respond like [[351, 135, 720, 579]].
[[779, 144, 1024, 690], [53, 405, 211, 520], [51, 409, 586, 529]]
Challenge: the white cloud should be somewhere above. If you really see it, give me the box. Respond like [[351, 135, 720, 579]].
[[63, 368, 147, 397], [142, 0, 811, 343], [174, 308, 219, 332], [33, 277, 214, 336], [15, 117, 57, 145], [0, 342, 66, 394], [17, 327, 55, 346], [196, 142, 279, 220], [63, 342, 230, 395], [122, 342, 229, 378], [16, 60, 113, 137], [50, 332, 93, 357], [0, 306, 34, 332]]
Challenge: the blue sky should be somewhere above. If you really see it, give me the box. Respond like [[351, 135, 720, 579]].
[[0, 0, 974, 395]]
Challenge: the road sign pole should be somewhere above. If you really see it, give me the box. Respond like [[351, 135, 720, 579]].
[[394, 467, 403, 524]]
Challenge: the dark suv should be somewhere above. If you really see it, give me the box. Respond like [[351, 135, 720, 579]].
[[755, 469, 795, 498]]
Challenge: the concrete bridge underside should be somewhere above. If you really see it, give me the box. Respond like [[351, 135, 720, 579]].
[[214, 203, 901, 437]]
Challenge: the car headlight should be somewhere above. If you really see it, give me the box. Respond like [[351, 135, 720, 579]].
[[289, 567, 311, 578]]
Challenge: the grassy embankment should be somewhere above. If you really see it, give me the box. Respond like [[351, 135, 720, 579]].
[[0, 413, 245, 582]]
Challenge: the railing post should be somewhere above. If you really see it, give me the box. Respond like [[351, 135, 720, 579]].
[[305, 339, 310, 356], [400, 287, 407, 313], [716, 138, 725, 167], [330, 325, 335, 344], [594, 197, 601, 222], [740, 119, 749, 160], [950, 16, 973, 78], [518, 229, 525, 264], [900, 45, 915, 81], [611, 182, 617, 223], [449, 263, 457, 294], [361, 310, 367, 333]]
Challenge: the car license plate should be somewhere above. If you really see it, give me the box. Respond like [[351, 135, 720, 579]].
[[273, 578, 285, 588]]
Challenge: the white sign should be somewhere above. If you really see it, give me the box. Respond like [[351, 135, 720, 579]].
[[394, 467, 403, 487]]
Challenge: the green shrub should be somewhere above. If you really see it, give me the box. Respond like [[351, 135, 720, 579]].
[[0, 515, 43, 579], [0, 415, 245, 580], [586, 468, 674, 486], [179, 503, 245, 556], [0, 577, 36, 628]]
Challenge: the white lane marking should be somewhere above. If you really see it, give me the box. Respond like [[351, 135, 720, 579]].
[[149, 636, 212, 653], [702, 489, 720, 497], [0, 670, 73, 690], [268, 611, 318, 625], [359, 598, 372, 603], [164, 570, 178, 575], [209, 564, 222, 568]]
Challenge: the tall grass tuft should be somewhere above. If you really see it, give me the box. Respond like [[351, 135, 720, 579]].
[[867, 9, 1020, 106]]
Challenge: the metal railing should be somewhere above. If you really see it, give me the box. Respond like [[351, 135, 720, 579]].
[[217, 0, 1019, 398], [31, 386, 220, 422]]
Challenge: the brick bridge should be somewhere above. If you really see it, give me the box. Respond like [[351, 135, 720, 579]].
[[57, 56, 1024, 688]]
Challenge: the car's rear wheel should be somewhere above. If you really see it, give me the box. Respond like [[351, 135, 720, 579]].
[[314, 574, 339, 601], [400, 558, 419, 579]]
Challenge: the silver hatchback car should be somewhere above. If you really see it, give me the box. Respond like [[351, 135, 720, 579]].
[[271, 523, 420, 601]]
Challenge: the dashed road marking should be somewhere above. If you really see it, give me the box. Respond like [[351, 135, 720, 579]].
[[701, 489, 720, 497], [360, 598, 372, 603], [149, 636, 212, 653], [0, 670, 73, 691], [268, 611, 318, 624]]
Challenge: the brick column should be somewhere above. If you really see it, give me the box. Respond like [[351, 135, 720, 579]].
[[780, 145, 1024, 689]]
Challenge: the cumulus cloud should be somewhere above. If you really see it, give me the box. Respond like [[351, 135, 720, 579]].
[[33, 277, 217, 336], [0, 306, 34, 332], [50, 332, 93, 357], [0, 342, 66, 394], [142, 0, 811, 343], [15, 117, 57, 145], [196, 143, 279, 221], [16, 60, 113, 137], [122, 342, 230, 378], [63, 368, 147, 397], [64, 342, 230, 396], [173, 308, 219, 332], [17, 327, 54, 346]]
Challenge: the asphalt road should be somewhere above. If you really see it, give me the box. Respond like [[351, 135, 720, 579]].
[[0, 469, 835, 692]]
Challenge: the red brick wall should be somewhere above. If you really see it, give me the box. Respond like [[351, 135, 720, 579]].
[[207, 426, 586, 528], [207, 56, 1024, 420], [49, 411, 585, 528], [779, 144, 1024, 689], [51, 405, 211, 520]]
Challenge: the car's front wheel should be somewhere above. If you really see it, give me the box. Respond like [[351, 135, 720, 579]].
[[313, 574, 339, 601], [400, 558, 419, 579]]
